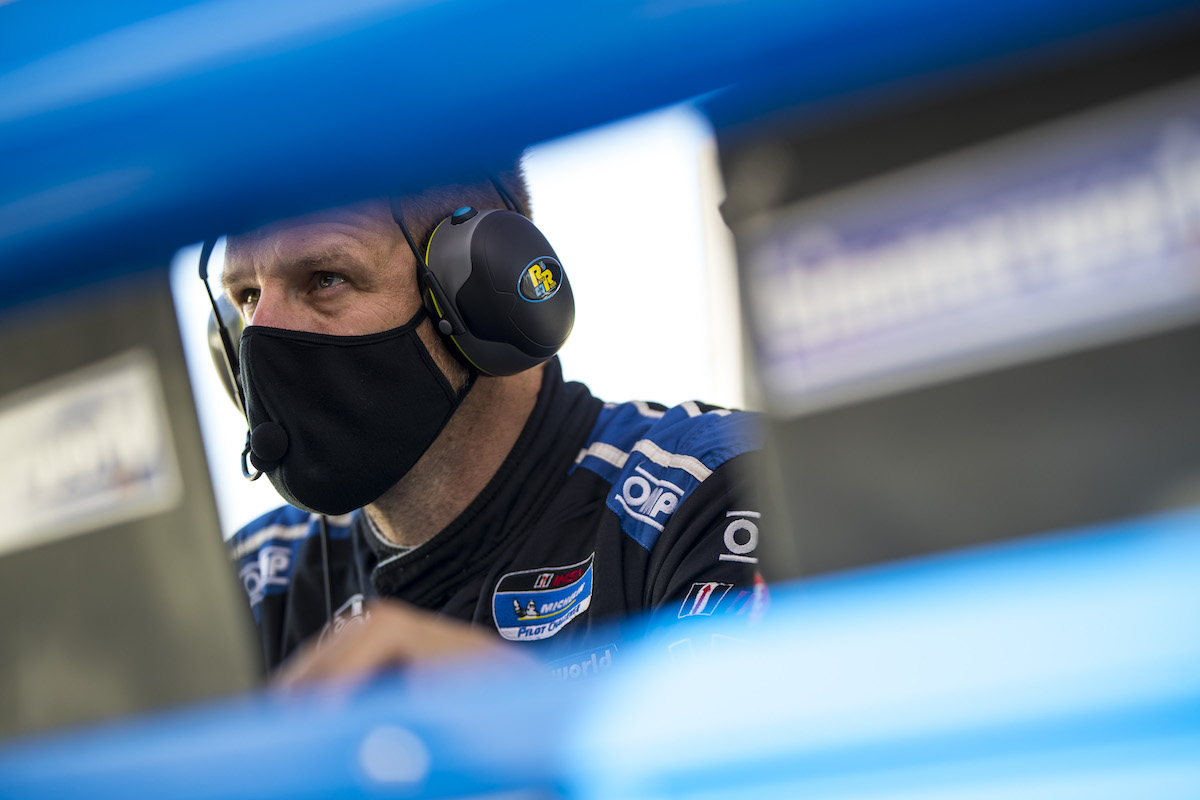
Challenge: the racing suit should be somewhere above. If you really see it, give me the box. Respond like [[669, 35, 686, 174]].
[[229, 358, 764, 674]]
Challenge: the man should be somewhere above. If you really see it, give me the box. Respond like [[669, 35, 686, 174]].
[[219, 167, 764, 684]]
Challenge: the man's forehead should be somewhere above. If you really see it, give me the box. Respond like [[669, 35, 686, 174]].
[[225, 200, 396, 266], [242, 199, 391, 236]]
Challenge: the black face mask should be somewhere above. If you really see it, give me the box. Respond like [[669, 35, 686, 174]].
[[238, 307, 474, 515]]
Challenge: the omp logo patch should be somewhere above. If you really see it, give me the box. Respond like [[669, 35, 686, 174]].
[[617, 465, 682, 532], [493, 554, 594, 641], [720, 510, 760, 564], [517, 257, 562, 302], [239, 544, 292, 607], [678, 581, 732, 618]]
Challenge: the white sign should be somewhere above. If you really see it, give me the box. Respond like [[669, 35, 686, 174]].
[[744, 76, 1200, 416], [0, 350, 183, 556]]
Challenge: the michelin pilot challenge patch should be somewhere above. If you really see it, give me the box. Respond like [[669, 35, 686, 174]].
[[492, 553, 593, 641]]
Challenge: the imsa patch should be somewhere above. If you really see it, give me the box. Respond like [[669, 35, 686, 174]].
[[493, 554, 594, 641]]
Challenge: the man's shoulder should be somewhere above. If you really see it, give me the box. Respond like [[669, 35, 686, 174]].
[[226, 506, 357, 617], [227, 505, 318, 562], [571, 399, 761, 550], [228, 506, 361, 560], [576, 398, 760, 474]]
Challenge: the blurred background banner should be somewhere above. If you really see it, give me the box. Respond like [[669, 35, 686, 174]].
[[738, 78, 1200, 416]]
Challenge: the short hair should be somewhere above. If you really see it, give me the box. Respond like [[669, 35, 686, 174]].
[[396, 161, 531, 253]]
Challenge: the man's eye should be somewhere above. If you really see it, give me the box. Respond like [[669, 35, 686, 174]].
[[240, 288, 260, 307], [317, 273, 345, 289]]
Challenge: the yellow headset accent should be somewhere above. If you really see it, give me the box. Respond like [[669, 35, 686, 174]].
[[422, 222, 490, 375]]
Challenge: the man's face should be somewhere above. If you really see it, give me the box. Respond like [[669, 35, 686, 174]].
[[222, 200, 420, 336]]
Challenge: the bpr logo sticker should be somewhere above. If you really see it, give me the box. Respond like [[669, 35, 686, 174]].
[[518, 258, 562, 302]]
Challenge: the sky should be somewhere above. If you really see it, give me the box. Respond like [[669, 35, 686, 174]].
[[169, 103, 747, 537]]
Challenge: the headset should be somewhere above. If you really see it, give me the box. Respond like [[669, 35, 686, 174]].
[[200, 179, 574, 414], [391, 178, 574, 377]]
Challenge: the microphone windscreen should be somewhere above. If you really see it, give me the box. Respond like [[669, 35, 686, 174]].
[[249, 421, 289, 470]]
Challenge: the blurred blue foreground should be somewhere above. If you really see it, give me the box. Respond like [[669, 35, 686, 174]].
[[2, 506, 1197, 799]]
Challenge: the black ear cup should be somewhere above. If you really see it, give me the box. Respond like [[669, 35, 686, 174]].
[[422, 208, 574, 376], [206, 294, 246, 413]]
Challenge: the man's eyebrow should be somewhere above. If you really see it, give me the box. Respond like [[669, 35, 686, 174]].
[[290, 251, 349, 270], [218, 247, 356, 292], [218, 267, 246, 293]]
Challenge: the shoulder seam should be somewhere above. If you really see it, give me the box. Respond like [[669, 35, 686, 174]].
[[575, 437, 714, 482], [229, 517, 313, 561]]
